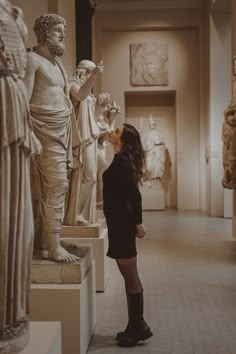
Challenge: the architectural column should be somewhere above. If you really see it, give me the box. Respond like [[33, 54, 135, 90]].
[[75, 0, 94, 63]]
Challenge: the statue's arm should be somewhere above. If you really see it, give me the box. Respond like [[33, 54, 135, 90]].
[[70, 62, 103, 101], [24, 52, 39, 101]]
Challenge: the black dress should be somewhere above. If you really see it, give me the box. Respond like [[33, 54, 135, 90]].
[[102, 153, 142, 259]]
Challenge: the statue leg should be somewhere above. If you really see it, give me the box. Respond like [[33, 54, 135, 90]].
[[33, 150, 79, 262], [77, 141, 97, 225]]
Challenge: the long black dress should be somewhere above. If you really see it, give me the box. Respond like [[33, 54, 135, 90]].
[[102, 153, 142, 259]]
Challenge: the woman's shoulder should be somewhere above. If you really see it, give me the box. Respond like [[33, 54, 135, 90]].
[[115, 153, 132, 169]]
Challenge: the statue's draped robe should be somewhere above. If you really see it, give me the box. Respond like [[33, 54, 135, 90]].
[[0, 1, 35, 333], [30, 58, 78, 251], [141, 128, 165, 181], [64, 80, 100, 225], [222, 104, 236, 189]]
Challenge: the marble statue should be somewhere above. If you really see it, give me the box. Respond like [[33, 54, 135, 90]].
[[222, 103, 236, 189], [64, 59, 103, 225], [95, 93, 120, 207], [24, 14, 80, 262], [140, 115, 166, 186], [0, 1, 41, 352]]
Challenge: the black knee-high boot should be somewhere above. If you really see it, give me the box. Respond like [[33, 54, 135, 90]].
[[116, 293, 130, 340], [118, 292, 153, 347]]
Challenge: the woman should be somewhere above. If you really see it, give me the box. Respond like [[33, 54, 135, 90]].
[[102, 123, 153, 347]]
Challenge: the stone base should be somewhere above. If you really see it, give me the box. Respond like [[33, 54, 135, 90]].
[[21, 322, 62, 354], [30, 261, 96, 354], [31, 245, 92, 284], [0, 322, 29, 354], [62, 219, 106, 238], [141, 185, 165, 210], [61, 223, 109, 292]]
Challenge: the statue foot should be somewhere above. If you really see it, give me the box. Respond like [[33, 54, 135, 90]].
[[48, 245, 80, 263], [0, 320, 27, 339], [76, 216, 89, 226]]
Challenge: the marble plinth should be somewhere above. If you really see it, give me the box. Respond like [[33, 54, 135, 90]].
[[31, 245, 92, 284], [30, 261, 96, 354], [21, 322, 62, 354], [62, 219, 106, 238], [61, 220, 109, 292], [141, 185, 165, 210]]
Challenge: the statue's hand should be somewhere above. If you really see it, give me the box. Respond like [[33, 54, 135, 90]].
[[95, 60, 104, 74]]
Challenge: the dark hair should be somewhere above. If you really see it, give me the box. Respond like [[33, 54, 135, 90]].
[[121, 123, 145, 184]]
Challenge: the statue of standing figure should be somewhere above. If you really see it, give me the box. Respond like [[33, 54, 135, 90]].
[[64, 59, 103, 225], [140, 115, 166, 187], [24, 14, 80, 262], [95, 93, 120, 208], [222, 103, 236, 189], [0, 1, 41, 352]]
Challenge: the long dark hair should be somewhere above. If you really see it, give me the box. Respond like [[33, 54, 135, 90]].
[[121, 123, 145, 184]]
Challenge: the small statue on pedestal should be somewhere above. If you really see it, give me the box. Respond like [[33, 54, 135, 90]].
[[64, 59, 103, 226], [140, 115, 166, 187], [222, 103, 236, 189]]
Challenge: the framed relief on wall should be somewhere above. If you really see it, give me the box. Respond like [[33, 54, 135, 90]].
[[130, 42, 169, 86]]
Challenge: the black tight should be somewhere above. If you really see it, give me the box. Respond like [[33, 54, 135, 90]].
[[116, 257, 143, 294]]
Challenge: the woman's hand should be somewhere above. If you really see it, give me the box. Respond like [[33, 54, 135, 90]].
[[135, 224, 146, 238]]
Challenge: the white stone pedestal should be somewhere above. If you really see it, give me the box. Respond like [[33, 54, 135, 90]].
[[30, 245, 96, 354], [61, 219, 109, 292], [21, 322, 62, 354], [141, 185, 165, 210]]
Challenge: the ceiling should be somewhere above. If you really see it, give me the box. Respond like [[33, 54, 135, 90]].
[[89, 0, 231, 12]]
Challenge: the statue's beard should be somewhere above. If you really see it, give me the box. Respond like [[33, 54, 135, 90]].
[[47, 39, 65, 57]]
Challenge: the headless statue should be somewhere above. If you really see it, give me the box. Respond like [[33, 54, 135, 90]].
[[0, 1, 40, 351]]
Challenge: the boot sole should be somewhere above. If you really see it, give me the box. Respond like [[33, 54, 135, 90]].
[[118, 330, 153, 347], [140, 329, 153, 341]]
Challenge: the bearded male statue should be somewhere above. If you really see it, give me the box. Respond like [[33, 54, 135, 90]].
[[24, 14, 79, 262]]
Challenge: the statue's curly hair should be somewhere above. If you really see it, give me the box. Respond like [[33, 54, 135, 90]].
[[121, 123, 145, 184], [33, 14, 66, 44]]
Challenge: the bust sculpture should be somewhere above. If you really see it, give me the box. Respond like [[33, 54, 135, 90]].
[[64, 59, 103, 225], [24, 14, 79, 262], [0, 1, 41, 352]]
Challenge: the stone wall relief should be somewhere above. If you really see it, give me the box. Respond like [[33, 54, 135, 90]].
[[130, 41, 168, 86]]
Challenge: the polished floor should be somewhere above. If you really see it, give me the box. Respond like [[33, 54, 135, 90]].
[[87, 210, 236, 354]]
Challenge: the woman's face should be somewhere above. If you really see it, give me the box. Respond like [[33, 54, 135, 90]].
[[108, 125, 124, 146]]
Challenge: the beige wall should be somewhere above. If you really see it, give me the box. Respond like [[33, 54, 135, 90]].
[[93, 9, 207, 211], [11, 0, 76, 76]]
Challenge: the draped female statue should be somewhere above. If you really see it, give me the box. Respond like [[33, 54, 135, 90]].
[[0, 1, 41, 352]]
